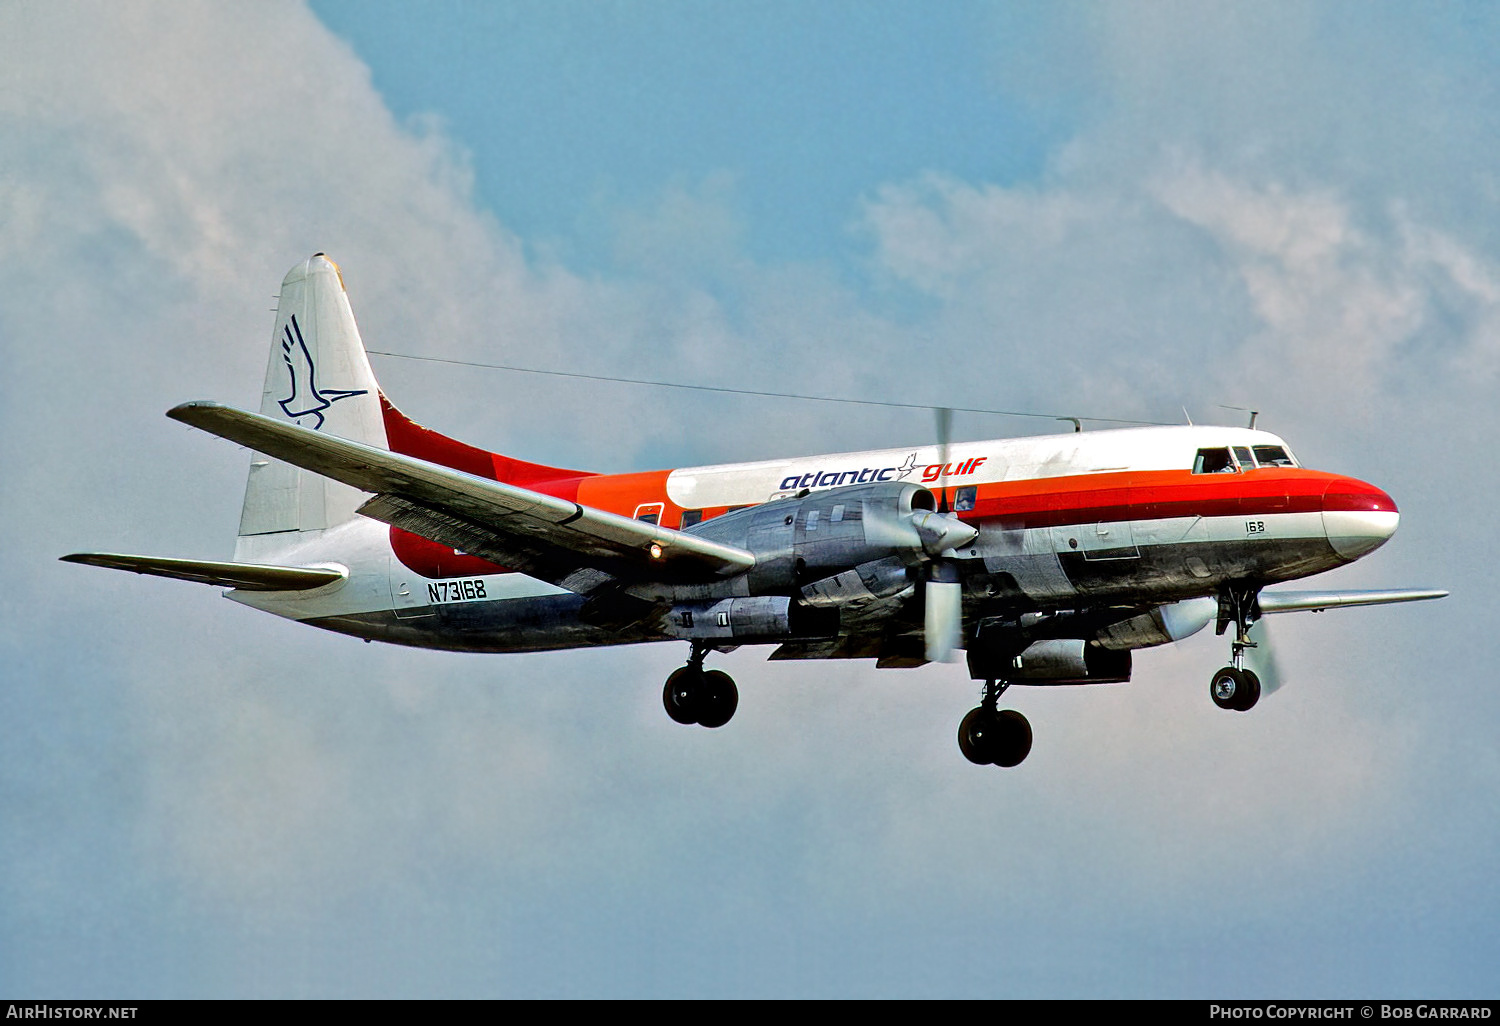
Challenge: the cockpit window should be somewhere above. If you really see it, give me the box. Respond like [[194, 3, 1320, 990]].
[[1232, 446, 1256, 469], [1253, 445, 1296, 467], [1193, 447, 1237, 474]]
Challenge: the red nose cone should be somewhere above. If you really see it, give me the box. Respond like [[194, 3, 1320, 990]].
[[1322, 477, 1399, 562]]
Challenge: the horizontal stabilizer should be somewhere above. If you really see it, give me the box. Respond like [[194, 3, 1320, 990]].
[[1259, 588, 1449, 614], [166, 401, 755, 593], [60, 552, 346, 592]]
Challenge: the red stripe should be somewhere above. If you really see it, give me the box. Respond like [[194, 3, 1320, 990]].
[[379, 392, 595, 492], [959, 470, 1394, 528], [390, 528, 515, 579], [379, 393, 597, 576], [1322, 481, 1397, 513]]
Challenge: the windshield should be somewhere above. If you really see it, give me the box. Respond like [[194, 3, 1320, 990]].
[[1253, 445, 1296, 467]]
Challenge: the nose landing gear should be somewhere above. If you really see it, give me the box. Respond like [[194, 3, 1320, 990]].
[[662, 643, 739, 728], [958, 680, 1032, 767], [1210, 585, 1262, 712]]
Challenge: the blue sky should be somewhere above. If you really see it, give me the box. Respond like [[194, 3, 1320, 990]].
[[3, 0, 1498, 998], [310, 1, 1067, 269]]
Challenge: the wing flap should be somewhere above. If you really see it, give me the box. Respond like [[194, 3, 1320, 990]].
[[167, 401, 755, 591], [60, 553, 346, 592], [358, 493, 621, 589]]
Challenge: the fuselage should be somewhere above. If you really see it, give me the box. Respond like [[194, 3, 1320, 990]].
[[229, 421, 1399, 656]]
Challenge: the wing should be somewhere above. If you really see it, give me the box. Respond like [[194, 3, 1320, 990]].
[[1258, 588, 1449, 613], [60, 552, 346, 591], [166, 402, 755, 600]]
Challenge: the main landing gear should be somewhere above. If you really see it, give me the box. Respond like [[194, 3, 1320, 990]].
[[662, 643, 739, 729], [1210, 665, 1260, 712], [958, 680, 1033, 768], [1210, 585, 1261, 712]]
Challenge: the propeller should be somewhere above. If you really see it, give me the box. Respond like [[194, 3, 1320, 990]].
[[922, 406, 969, 662], [1241, 616, 1284, 695], [934, 407, 953, 513], [925, 560, 963, 663]]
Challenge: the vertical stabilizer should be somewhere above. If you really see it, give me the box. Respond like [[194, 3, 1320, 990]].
[[236, 254, 387, 553]]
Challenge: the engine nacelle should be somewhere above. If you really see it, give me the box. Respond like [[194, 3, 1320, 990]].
[[688, 481, 941, 595], [799, 556, 913, 607], [1007, 640, 1131, 684], [1094, 597, 1217, 650], [661, 596, 837, 642]]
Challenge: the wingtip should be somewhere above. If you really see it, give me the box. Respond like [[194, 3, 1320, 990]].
[[166, 400, 226, 423]]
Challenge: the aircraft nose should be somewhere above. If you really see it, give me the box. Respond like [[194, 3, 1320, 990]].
[[1322, 476, 1399, 561]]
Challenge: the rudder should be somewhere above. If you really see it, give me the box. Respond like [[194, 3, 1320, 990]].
[[237, 254, 387, 551]]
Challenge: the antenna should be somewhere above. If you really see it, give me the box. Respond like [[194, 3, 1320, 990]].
[[364, 350, 1174, 427], [1217, 405, 1260, 429]]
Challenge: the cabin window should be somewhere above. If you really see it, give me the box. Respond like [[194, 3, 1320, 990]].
[[806, 509, 820, 531], [1193, 448, 1237, 474], [1253, 445, 1296, 467], [633, 502, 664, 525], [830, 504, 845, 523], [955, 486, 977, 512], [1232, 446, 1256, 469], [679, 509, 703, 529]]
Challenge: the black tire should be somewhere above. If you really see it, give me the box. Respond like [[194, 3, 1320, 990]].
[[1210, 667, 1243, 710], [696, 670, 738, 728], [992, 709, 1033, 768], [1234, 669, 1262, 712], [663, 666, 701, 725], [958, 707, 997, 765]]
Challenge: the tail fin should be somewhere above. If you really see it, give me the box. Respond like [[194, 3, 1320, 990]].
[[236, 254, 386, 554]]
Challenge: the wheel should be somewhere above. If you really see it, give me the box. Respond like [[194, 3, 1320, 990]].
[[958, 707, 996, 765], [1210, 667, 1244, 710], [1233, 669, 1262, 712], [958, 707, 1033, 767], [695, 670, 738, 728], [991, 709, 1033, 768], [663, 666, 701, 725]]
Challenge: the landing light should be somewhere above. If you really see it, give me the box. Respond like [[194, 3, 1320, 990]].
[[650, 543, 664, 560]]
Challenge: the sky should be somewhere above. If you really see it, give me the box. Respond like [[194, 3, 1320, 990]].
[[2, 0, 1497, 998]]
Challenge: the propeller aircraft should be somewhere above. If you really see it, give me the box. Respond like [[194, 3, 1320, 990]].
[[64, 255, 1446, 768]]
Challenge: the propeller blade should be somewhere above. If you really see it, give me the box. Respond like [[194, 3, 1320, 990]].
[[1243, 617, 1284, 695], [924, 562, 963, 663], [935, 406, 952, 512]]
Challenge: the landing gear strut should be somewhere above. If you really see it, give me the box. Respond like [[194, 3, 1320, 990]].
[[1210, 585, 1262, 712], [662, 643, 739, 728], [958, 680, 1032, 767]]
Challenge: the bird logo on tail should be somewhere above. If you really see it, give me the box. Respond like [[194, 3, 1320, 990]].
[[277, 314, 368, 430]]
